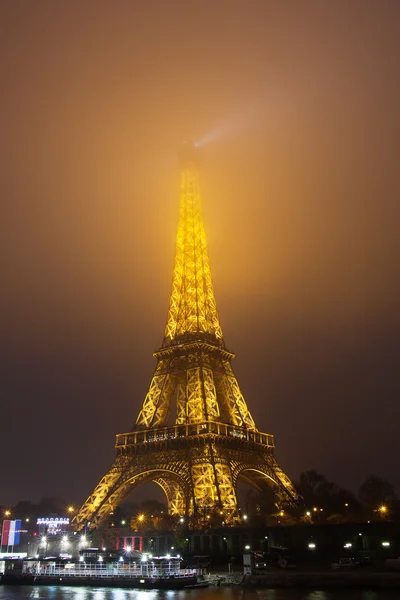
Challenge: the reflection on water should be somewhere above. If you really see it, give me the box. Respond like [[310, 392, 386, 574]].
[[0, 588, 399, 600]]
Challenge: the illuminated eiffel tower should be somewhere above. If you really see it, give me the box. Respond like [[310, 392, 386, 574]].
[[74, 144, 298, 529]]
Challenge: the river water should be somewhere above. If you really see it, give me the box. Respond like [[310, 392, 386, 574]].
[[0, 588, 399, 600]]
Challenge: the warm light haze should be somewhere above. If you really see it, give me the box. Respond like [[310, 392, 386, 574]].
[[0, 0, 399, 505]]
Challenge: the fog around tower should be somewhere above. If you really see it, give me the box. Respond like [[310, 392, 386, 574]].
[[0, 0, 399, 504]]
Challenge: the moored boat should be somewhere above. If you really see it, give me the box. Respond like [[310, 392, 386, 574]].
[[1, 554, 198, 589]]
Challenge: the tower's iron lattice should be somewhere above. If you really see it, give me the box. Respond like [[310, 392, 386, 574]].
[[74, 144, 298, 529]]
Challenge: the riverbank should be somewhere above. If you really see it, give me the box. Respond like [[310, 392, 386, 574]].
[[242, 570, 400, 590]]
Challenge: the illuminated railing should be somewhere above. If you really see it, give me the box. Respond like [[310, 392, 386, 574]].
[[116, 421, 274, 448], [31, 562, 195, 578]]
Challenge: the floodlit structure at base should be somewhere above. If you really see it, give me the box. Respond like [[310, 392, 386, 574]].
[[73, 143, 298, 529]]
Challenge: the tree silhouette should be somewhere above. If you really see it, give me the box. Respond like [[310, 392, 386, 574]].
[[298, 470, 362, 521], [358, 475, 398, 516]]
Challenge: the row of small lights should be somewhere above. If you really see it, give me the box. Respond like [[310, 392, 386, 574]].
[[4, 503, 390, 518], [308, 535, 391, 550], [303, 504, 389, 519], [55, 505, 390, 524], [87, 553, 181, 563], [305, 504, 387, 517], [5, 504, 389, 525], [93, 554, 181, 563], [308, 541, 391, 550], [3, 503, 390, 532]]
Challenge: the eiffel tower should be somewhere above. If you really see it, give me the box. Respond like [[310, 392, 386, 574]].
[[74, 143, 298, 529]]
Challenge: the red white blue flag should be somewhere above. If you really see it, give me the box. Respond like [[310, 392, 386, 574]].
[[1, 520, 22, 546]]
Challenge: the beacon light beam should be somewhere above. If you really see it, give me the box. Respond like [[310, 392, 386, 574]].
[[195, 98, 278, 147], [195, 113, 252, 146]]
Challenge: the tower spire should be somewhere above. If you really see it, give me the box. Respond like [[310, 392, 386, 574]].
[[163, 143, 223, 347]]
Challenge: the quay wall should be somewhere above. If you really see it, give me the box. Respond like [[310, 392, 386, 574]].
[[243, 571, 400, 590]]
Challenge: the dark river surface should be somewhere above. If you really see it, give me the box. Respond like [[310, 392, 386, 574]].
[[0, 588, 399, 600]]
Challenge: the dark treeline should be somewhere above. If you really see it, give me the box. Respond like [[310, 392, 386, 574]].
[[1, 472, 399, 530], [241, 471, 400, 527]]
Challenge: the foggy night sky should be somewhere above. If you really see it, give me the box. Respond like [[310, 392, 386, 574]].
[[0, 0, 399, 507]]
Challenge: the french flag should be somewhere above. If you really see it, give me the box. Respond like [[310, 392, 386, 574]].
[[1, 520, 22, 546]]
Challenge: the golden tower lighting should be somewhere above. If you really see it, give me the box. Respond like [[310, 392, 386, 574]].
[[73, 143, 298, 529]]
